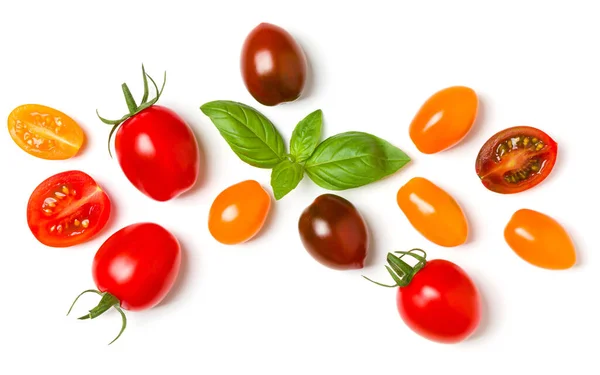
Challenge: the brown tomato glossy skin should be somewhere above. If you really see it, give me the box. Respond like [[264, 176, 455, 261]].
[[241, 22, 307, 106], [298, 194, 369, 270]]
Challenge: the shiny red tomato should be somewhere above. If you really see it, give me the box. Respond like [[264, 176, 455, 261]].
[[365, 250, 481, 344], [27, 170, 111, 247], [475, 126, 558, 194], [68, 222, 181, 344], [97, 66, 200, 202], [241, 22, 307, 106]]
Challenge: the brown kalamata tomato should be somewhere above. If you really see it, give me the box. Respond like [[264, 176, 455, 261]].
[[240, 22, 307, 106], [298, 194, 369, 270]]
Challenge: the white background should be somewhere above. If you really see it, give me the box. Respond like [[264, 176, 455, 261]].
[[1, 0, 598, 374]]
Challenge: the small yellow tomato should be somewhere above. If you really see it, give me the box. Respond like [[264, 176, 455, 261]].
[[397, 177, 468, 247], [504, 209, 576, 270], [208, 180, 271, 245], [409, 86, 478, 154], [7, 104, 85, 160]]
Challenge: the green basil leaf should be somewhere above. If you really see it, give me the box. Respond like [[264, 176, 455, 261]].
[[290, 109, 322, 163], [270, 159, 304, 200], [200, 100, 286, 168], [304, 131, 411, 190]]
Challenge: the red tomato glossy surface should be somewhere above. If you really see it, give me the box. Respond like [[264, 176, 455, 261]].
[[476, 126, 558, 194], [92, 223, 181, 311], [241, 22, 307, 106], [115, 105, 200, 202], [27, 170, 111, 247], [298, 194, 368, 270], [397, 259, 481, 344]]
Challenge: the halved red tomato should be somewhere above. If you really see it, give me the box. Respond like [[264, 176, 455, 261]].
[[27, 170, 111, 247], [475, 126, 558, 194]]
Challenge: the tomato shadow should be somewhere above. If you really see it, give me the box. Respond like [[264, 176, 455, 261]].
[[456, 91, 489, 151], [97, 183, 120, 236], [157, 236, 191, 308], [178, 119, 209, 199], [562, 220, 584, 269], [247, 187, 279, 244], [296, 38, 316, 101]]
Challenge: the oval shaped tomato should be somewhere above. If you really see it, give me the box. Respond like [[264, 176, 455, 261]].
[[92, 223, 181, 311], [475, 126, 558, 194], [68, 222, 181, 344], [504, 209, 576, 270], [409, 86, 478, 154], [365, 250, 481, 344], [208, 180, 271, 245], [396, 177, 468, 247], [8, 104, 85, 160], [98, 66, 201, 202], [241, 22, 308, 106], [27, 170, 111, 247], [298, 194, 368, 270]]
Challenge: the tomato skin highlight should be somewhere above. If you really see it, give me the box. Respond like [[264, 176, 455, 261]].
[[409, 86, 478, 154], [504, 209, 576, 270], [92, 222, 181, 311], [241, 22, 307, 106], [298, 194, 369, 270], [208, 180, 271, 245], [8, 104, 85, 160], [27, 170, 111, 247], [114, 105, 200, 202], [475, 126, 558, 194], [396, 177, 468, 247], [397, 259, 481, 344]]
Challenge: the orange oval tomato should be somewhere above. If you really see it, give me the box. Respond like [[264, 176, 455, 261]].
[[7, 104, 85, 160], [504, 209, 576, 270], [208, 180, 271, 245], [397, 177, 468, 247], [409, 86, 478, 154]]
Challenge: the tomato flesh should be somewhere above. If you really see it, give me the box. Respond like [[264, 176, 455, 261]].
[[475, 126, 558, 194], [27, 170, 111, 247], [397, 259, 481, 344], [208, 180, 271, 245], [115, 105, 200, 202], [241, 22, 307, 106], [504, 209, 576, 270], [92, 223, 181, 311], [396, 177, 468, 247], [409, 86, 478, 154], [8, 104, 85, 160]]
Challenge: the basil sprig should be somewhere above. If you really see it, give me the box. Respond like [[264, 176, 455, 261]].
[[200, 101, 411, 200]]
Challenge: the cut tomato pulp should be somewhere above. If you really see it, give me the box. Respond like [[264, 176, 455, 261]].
[[27, 170, 111, 247], [475, 126, 558, 194]]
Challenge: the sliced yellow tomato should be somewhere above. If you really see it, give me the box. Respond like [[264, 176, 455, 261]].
[[7, 104, 85, 160]]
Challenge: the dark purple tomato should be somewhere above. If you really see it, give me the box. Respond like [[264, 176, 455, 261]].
[[240, 22, 307, 106], [298, 194, 369, 270]]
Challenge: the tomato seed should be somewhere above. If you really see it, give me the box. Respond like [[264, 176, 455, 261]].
[[81, 219, 89, 228]]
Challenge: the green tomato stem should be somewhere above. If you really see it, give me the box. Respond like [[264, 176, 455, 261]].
[[362, 249, 427, 288]]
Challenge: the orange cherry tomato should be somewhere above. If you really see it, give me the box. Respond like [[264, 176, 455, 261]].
[[504, 209, 576, 270], [208, 180, 271, 245], [7, 104, 85, 160], [397, 177, 468, 247], [409, 86, 478, 154]]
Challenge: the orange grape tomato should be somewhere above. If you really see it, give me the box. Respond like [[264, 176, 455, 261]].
[[208, 180, 272, 245], [7, 104, 85, 160], [504, 209, 576, 270], [396, 177, 468, 247], [409, 86, 478, 154]]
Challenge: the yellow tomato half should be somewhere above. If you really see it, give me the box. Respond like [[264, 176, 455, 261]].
[[397, 177, 468, 247], [8, 104, 85, 160]]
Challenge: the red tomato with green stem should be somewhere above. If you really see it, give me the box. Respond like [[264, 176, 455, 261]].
[[364, 250, 481, 344], [97, 65, 201, 202], [27, 170, 111, 247], [67, 222, 181, 345]]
